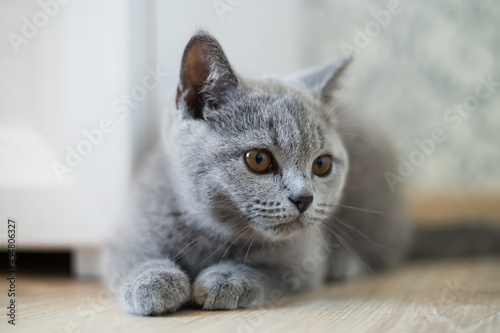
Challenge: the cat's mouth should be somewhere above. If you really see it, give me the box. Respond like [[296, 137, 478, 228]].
[[263, 217, 305, 237]]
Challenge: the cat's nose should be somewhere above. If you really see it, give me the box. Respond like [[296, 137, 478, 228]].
[[288, 195, 313, 214]]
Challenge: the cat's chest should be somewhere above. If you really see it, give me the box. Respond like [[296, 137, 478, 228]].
[[160, 220, 329, 279], [161, 225, 272, 277]]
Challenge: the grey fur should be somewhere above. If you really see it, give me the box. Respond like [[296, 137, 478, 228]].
[[193, 262, 265, 310], [104, 30, 420, 316], [122, 259, 191, 315]]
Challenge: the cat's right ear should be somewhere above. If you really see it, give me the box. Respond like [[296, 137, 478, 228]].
[[176, 31, 238, 119], [289, 54, 353, 104]]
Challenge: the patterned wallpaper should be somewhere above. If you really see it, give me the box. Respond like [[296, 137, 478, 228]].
[[300, 0, 500, 189]]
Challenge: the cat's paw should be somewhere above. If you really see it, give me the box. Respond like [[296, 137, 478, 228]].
[[122, 263, 191, 316], [193, 263, 264, 310]]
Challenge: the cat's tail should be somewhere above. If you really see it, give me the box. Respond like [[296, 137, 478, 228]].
[[408, 221, 500, 258]]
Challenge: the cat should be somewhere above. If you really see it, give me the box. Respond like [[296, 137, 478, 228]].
[[103, 30, 500, 316]]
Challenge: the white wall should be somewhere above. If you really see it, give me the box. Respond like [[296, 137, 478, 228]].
[[0, 0, 133, 249], [154, 0, 307, 92]]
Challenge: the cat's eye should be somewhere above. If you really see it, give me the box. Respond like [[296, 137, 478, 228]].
[[245, 149, 273, 173], [312, 155, 332, 176]]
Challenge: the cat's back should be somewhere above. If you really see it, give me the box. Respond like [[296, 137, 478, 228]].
[[333, 108, 412, 269]]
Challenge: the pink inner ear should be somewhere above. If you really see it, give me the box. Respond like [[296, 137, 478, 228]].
[[176, 43, 211, 118], [184, 44, 210, 94]]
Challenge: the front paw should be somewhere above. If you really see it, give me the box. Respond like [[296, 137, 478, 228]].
[[122, 263, 191, 316], [193, 263, 264, 310]]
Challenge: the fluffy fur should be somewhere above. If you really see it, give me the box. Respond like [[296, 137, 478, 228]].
[[103, 31, 497, 316]]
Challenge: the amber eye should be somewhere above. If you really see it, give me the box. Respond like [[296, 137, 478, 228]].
[[312, 155, 332, 176], [245, 149, 272, 173]]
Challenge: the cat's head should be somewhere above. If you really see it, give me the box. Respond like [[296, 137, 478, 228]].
[[167, 31, 351, 241]]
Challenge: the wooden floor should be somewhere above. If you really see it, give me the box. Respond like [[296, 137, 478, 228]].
[[2, 257, 500, 333]]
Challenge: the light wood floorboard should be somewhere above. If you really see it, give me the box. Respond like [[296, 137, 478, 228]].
[[2, 257, 500, 332]]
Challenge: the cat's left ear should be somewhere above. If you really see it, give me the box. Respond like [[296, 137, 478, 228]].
[[289, 54, 353, 104], [176, 31, 238, 119]]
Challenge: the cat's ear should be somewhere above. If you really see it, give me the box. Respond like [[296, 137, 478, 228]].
[[176, 31, 238, 119], [290, 54, 353, 104]]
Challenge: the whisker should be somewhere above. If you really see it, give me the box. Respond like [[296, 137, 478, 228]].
[[172, 236, 205, 262], [319, 221, 372, 272], [318, 203, 386, 215], [244, 233, 258, 264], [321, 93, 347, 127], [323, 105, 356, 129], [186, 217, 251, 265], [171, 229, 219, 262], [315, 224, 332, 255], [326, 214, 396, 252], [219, 226, 252, 263]]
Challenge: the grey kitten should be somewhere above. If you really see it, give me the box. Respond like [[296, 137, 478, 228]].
[[104, 31, 500, 316]]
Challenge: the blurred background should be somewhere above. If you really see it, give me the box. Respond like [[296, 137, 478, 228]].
[[1, 0, 499, 277]]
